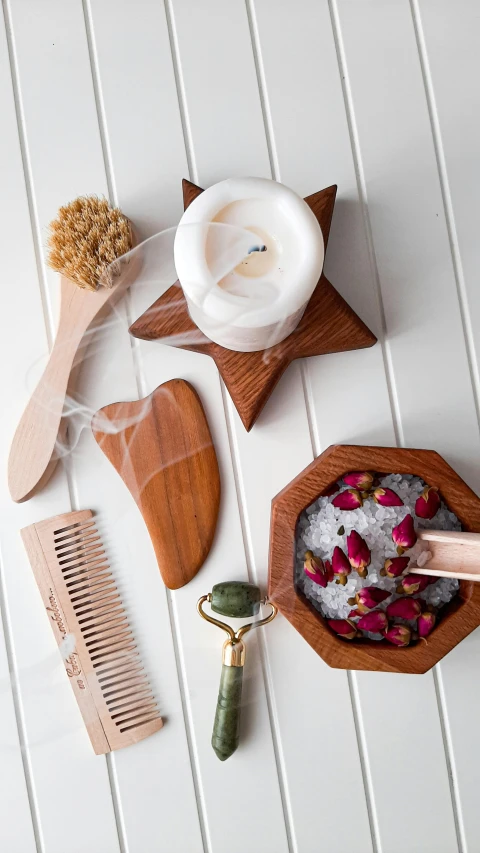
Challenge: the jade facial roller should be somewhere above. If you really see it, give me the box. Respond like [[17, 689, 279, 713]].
[[197, 581, 277, 761]]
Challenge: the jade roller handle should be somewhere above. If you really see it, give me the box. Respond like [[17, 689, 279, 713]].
[[211, 639, 245, 761]]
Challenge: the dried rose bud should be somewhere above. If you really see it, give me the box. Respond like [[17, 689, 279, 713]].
[[392, 514, 416, 553], [332, 489, 363, 510], [386, 597, 422, 620], [383, 624, 412, 647], [322, 482, 340, 497], [324, 559, 334, 583], [357, 610, 388, 633], [415, 485, 440, 520], [344, 471, 374, 491], [304, 551, 327, 587], [396, 573, 430, 595], [332, 546, 351, 585], [418, 611, 436, 638], [347, 530, 371, 578], [381, 556, 410, 578], [348, 609, 360, 618], [327, 619, 358, 640], [355, 586, 391, 612], [372, 487, 403, 507]]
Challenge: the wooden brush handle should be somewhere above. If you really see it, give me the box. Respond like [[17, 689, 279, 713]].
[[8, 319, 84, 502]]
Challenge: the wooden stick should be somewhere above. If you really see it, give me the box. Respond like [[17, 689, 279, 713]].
[[410, 529, 480, 582]]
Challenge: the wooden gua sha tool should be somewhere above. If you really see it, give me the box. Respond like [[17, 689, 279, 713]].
[[129, 180, 377, 431], [92, 379, 220, 590], [197, 582, 277, 761]]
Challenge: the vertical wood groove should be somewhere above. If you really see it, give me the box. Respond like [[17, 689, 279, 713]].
[[163, 0, 198, 184], [409, 0, 480, 434], [2, 0, 54, 346], [348, 672, 382, 853], [0, 545, 43, 853], [327, 0, 403, 448], [81, 6, 210, 852], [432, 667, 465, 853], [223, 390, 297, 853], [408, 4, 473, 845]]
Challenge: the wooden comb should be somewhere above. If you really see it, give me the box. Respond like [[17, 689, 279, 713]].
[[92, 379, 221, 590], [21, 509, 163, 754]]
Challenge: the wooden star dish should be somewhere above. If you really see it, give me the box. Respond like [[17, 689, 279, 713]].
[[129, 180, 377, 431]]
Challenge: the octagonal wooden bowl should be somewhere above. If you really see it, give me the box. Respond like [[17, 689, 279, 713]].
[[269, 445, 480, 673]]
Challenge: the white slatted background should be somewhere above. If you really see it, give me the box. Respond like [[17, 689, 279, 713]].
[[0, 1, 478, 851]]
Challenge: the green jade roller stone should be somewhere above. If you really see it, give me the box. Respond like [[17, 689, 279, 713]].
[[210, 582, 262, 760], [212, 663, 244, 761], [210, 581, 261, 617]]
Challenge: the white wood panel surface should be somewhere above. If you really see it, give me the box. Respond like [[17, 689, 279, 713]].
[[1, 1, 479, 852]]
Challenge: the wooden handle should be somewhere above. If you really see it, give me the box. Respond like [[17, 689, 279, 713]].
[[410, 529, 480, 582], [211, 663, 244, 761], [8, 324, 81, 502]]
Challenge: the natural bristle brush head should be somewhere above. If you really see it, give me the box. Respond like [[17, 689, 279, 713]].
[[47, 195, 132, 291]]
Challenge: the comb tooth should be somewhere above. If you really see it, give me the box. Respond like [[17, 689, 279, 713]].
[[95, 652, 141, 677], [66, 568, 112, 589], [55, 524, 98, 545], [70, 578, 116, 602], [93, 646, 139, 669], [63, 557, 109, 577], [106, 686, 152, 709], [59, 546, 105, 566], [102, 674, 149, 697], [87, 630, 133, 653], [119, 711, 161, 733], [56, 534, 101, 557], [74, 592, 121, 613], [53, 520, 96, 539], [77, 601, 125, 631], [108, 695, 154, 717], [99, 665, 144, 688], [91, 640, 137, 663], [62, 554, 108, 573], [112, 701, 157, 723], [80, 611, 126, 634], [84, 624, 131, 646], [82, 615, 128, 639]]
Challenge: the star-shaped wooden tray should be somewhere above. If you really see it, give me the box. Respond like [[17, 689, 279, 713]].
[[129, 180, 377, 431]]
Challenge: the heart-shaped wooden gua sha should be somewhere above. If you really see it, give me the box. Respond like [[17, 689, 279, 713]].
[[92, 379, 220, 590]]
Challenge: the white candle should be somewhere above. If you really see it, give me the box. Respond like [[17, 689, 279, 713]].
[[174, 177, 324, 352]]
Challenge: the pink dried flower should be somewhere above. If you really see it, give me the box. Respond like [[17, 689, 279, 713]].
[[381, 556, 410, 578], [343, 471, 374, 491], [327, 619, 358, 640], [392, 514, 416, 553], [324, 559, 334, 583], [418, 611, 436, 638], [304, 551, 327, 587], [415, 486, 441, 520], [357, 610, 388, 633], [332, 489, 363, 510], [372, 487, 403, 507], [396, 574, 430, 595], [386, 597, 422, 620], [354, 586, 391, 613], [332, 546, 351, 585], [347, 530, 371, 578], [383, 625, 412, 647]]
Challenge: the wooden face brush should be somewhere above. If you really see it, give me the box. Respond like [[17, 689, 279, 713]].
[[8, 196, 134, 503], [197, 582, 277, 761]]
